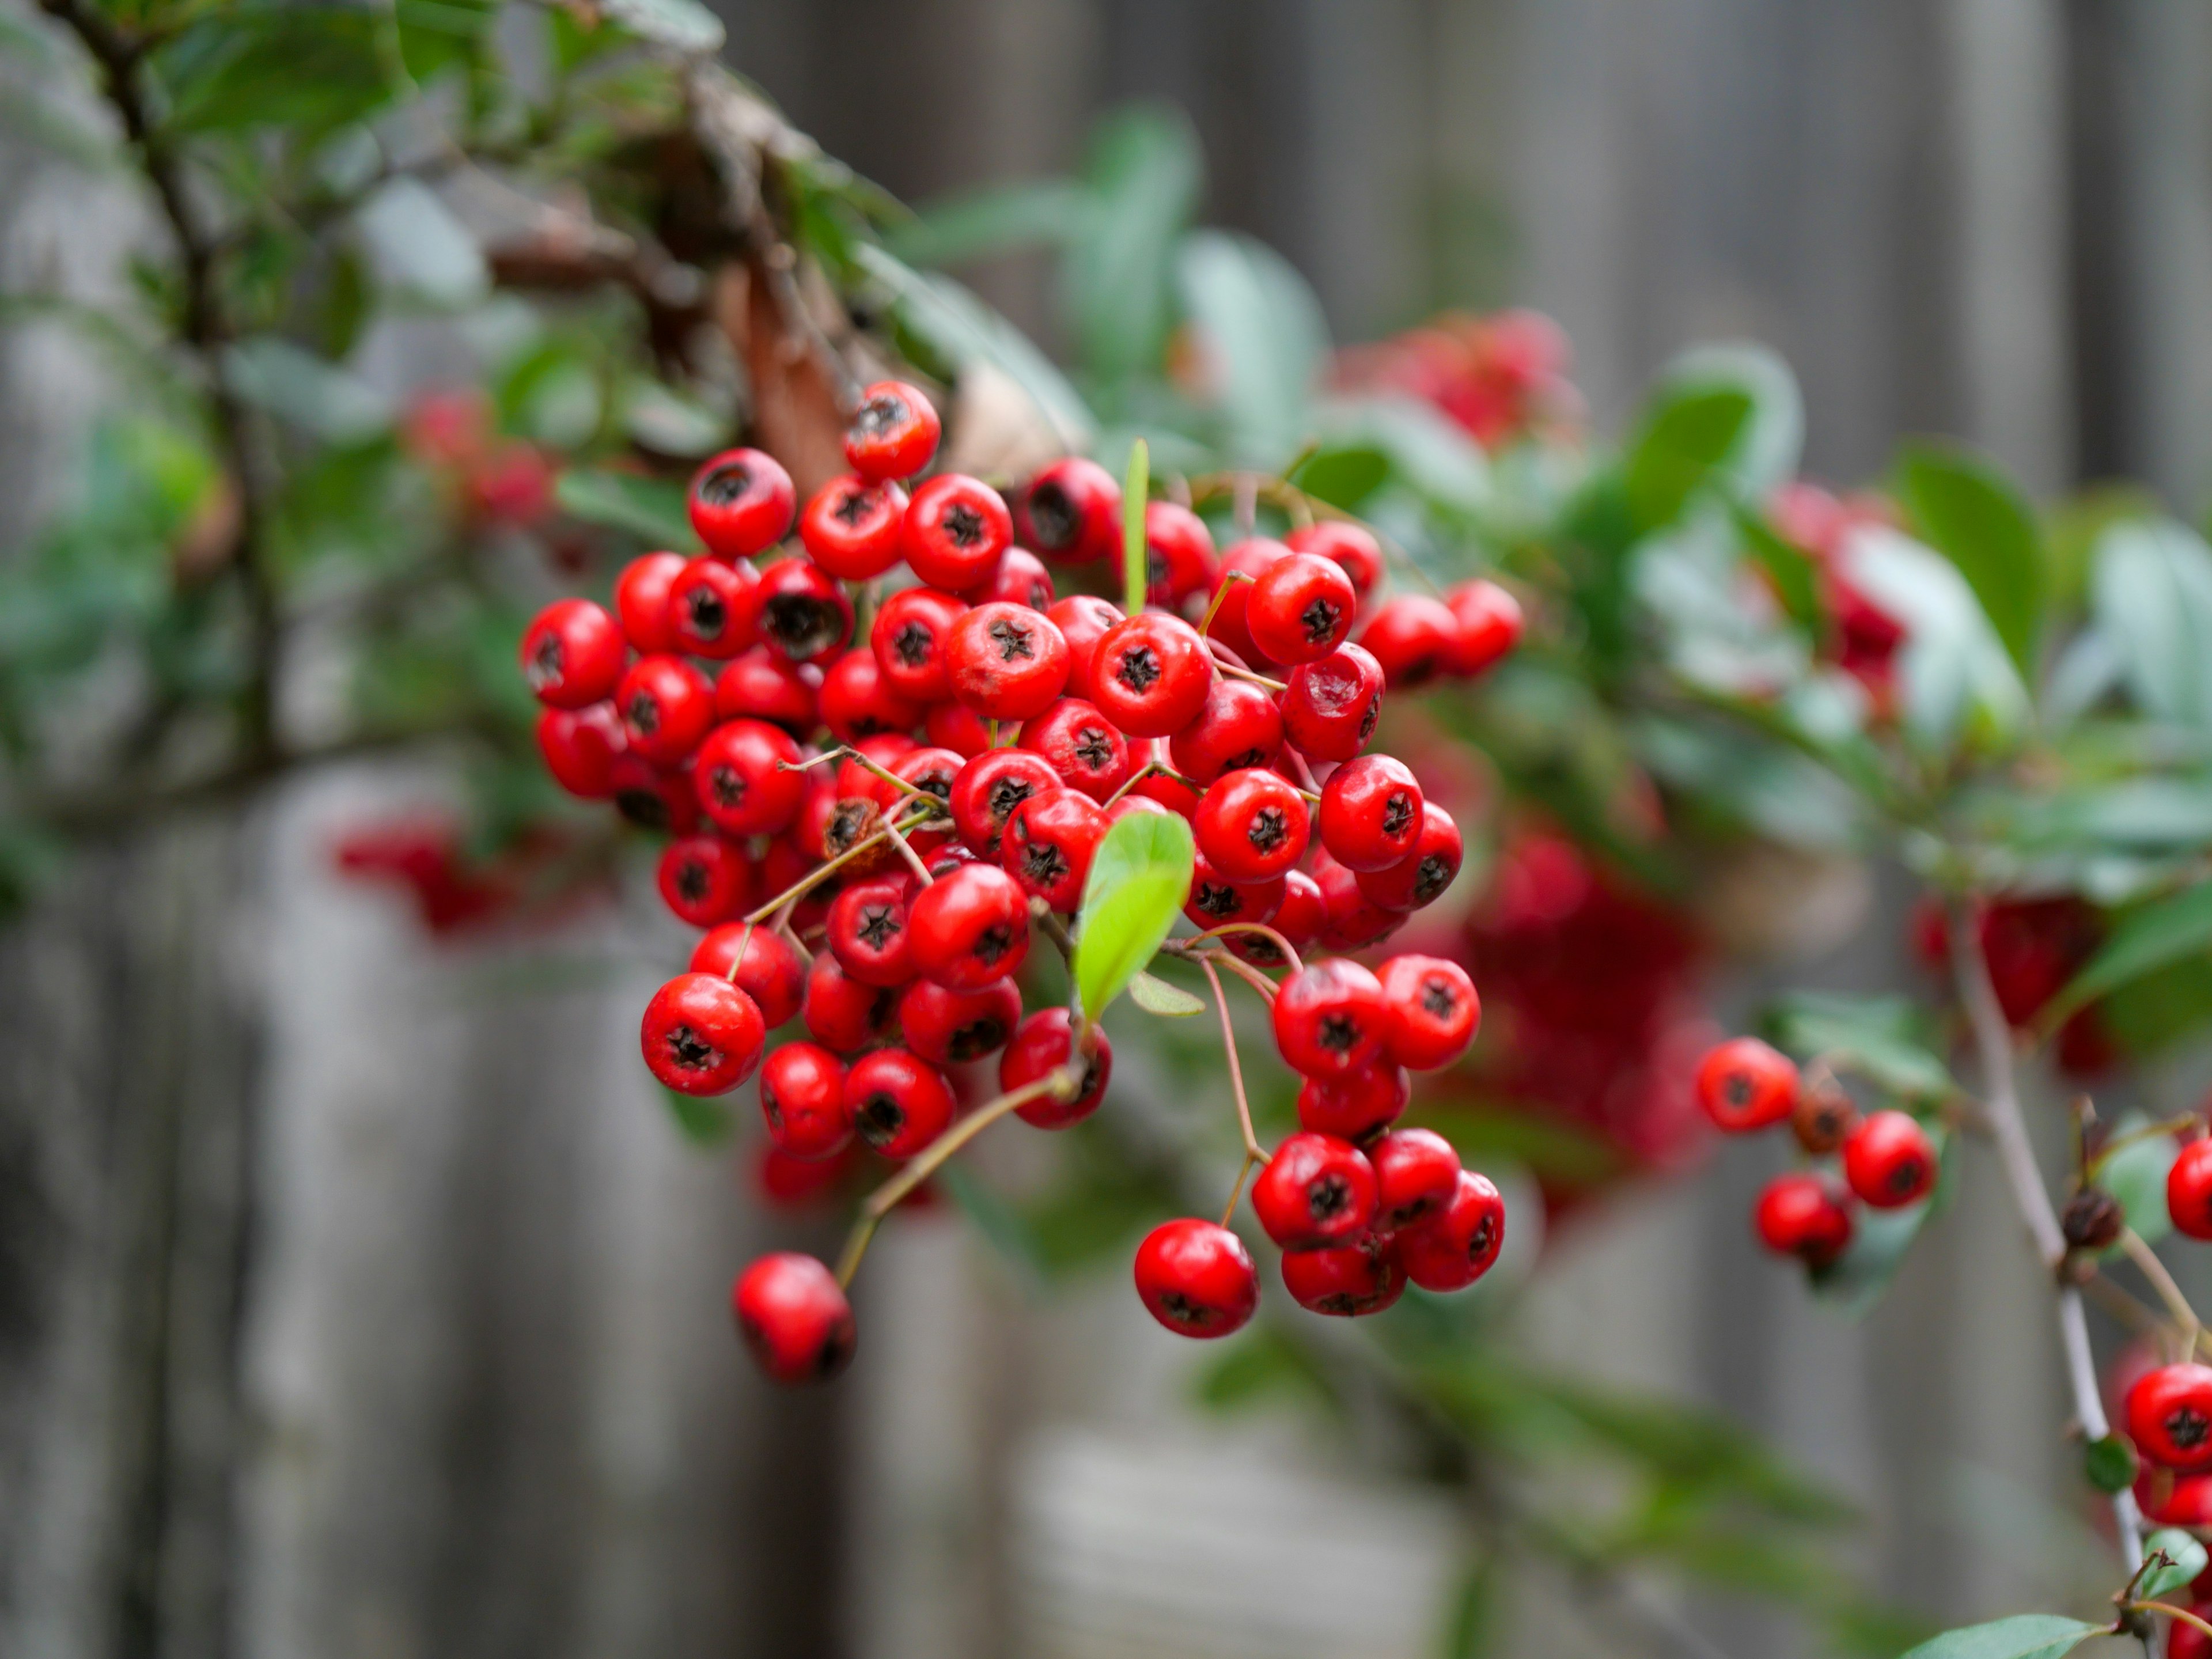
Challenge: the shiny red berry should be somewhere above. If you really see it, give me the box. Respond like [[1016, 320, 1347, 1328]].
[[1225, 869, 1324, 968], [1285, 520, 1382, 600], [1281, 645, 1384, 762], [1841, 1110, 1937, 1209], [536, 703, 626, 798], [1272, 959, 1390, 1078], [1090, 613, 1213, 737], [1001, 1008, 1112, 1128], [692, 718, 805, 836], [640, 972, 765, 1094], [521, 598, 626, 708], [614, 552, 687, 654], [1397, 1171, 1506, 1291], [1253, 1132, 1378, 1248], [2130, 1363, 2212, 1471], [609, 756, 702, 835], [1753, 1173, 1854, 1267], [619, 655, 715, 766], [899, 976, 1022, 1065], [1132, 1219, 1257, 1338], [969, 546, 1054, 611], [907, 861, 1031, 991], [1377, 955, 1480, 1070], [2173, 1140, 2212, 1240], [1168, 677, 1283, 783], [1194, 768, 1310, 883], [950, 748, 1061, 857], [666, 556, 760, 660], [926, 699, 993, 757], [1318, 755, 1424, 872], [827, 878, 915, 988], [902, 474, 1013, 591], [868, 586, 967, 704], [688, 448, 795, 559], [802, 950, 900, 1052], [1311, 848, 1403, 952], [656, 834, 753, 927], [2137, 1466, 2212, 1528], [799, 474, 908, 580], [844, 379, 940, 482], [1021, 457, 1121, 562], [1281, 1236, 1405, 1317], [758, 1043, 850, 1160], [1694, 1036, 1799, 1133], [1002, 787, 1109, 913], [714, 647, 820, 733], [1127, 738, 1204, 816], [1444, 578, 1522, 677], [1020, 698, 1133, 801], [1247, 552, 1358, 665], [891, 745, 967, 809], [732, 1253, 855, 1384], [1359, 594, 1460, 687], [1296, 1063, 1408, 1142], [1144, 501, 1217, 607], [819, 648, 923, 744], [1183, 854, 1283, 932], [1370, 1128, 1463, 1229], [1205, 537, 1290, 664], [947, 602, 1071, 721], [690, 923, 808, 1027], [1047, 594, 1125, 702], [844, 1048, 956, 1158], [1358, 804, 1463, 912], [756, 556, 855, 662]]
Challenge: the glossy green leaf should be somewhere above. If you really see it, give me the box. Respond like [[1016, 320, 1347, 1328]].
[[1069, 106, 1201, 387], [552, 469, 695, 548], [1896, 1615, 2104, 1659], [2084, 1433, 2138, 1495], [1846, 527, 2031, 752], [1624, 345, 1802, 531], [1073, 811, 1194, 1020], [2047, 881, 2212, 1027], [395, 0, 495, 82], [1288, 445, 1389, 510], [2142, 1529, 2209, 1600], [1734, 505, 1824, 631], [158, 7, 396, 137], [1763, 991, 1953, 1099], [2100, 1113, 2180, 1248], [1438, 1552, 1501, 1659], [1176, 229, 1328, 467], [2092, 518, 2212, 730], [1898, 442, 2045, 679], [1128, 970, 1204, 1017], [1313, 396, 1489, 514]]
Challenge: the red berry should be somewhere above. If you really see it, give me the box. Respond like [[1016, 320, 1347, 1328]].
[[798, 474, 908, 580], [618, 655, 715, 766], [1194, 768, 1310, 882], [1281, 645, 1384, 762], [756, 556, 855, 662], [1144, 501, 1217, 607], [688, 447, 795, 559], [899, 976, 1022, 1065], [692, 718, 806, 836], [1001, 1007, 1112, 1127], [640, 972, 766, 1094], [666, 556, 761, 660], [1272, 959, 1390, 1078], [1370, 1128, 1463, 1228], [907, 861, 1031, 991], [1358, 804, 1463, 912], [1694, 1037, 1799, 1133], [827, 878, 915, 988], [615, 551, 688, 653], [902, 474, 1013, 591], [2131, 1363, 2212, 1472], [536, 703, 626, 798], [844, 1048, 956, 1158], [1281, 1236, 1405, 1317], [1247, 552, 1358, 665], [1127, 738, 1204, 816], [1318, 755, 1424, 872], [609, 756, 702, 835], [1132, 1219, 1257, 1338], [1225, 870, 1324, 968], [1089, 613, 1214, 737], [844, 379, 941, 482], [690, 923, 808, 1027], [1296, 1063, 1409, 1141], [1020, 698, 1133, 801], [2173, 1139, 2212, 1240], [1311, 848, 1404, 952], [521, 597, 626, 707], [1359, 594, 1460, 687], [732, 1253, 855, 1384], [1183, 854, 1283, 932], [759, 1043, 850, 1160], [1021, 456, 1121, 562], [2176, 1605, 2212, 1659], [968, 546, 1054, 611], [656, 834, 753, 927], [714, 647, 820, 733], [1397, 1171, 1506, 1290], [2137, 1465, 2212, 1527], [1841, 1110, 1937, 1209], [1002, 787, 1109, 913], [819, 647, 923, 744], [1285, 520, 1382, 600], [890, 745, 966, 808], [1444, 578, 1522, 677], [1752, 1173, 1853, 1266], [926, 699, 992, 757], [950, 748, 1062, 857], [1169, 677, 1283, 783], [803, 950, 900, 1052], [946, 603, 1071, 721], [1046, 594, 1126, 701], [1205, 537, 1290, 664], [1377, 955, 1480, 1070], [1253, 1132, 1378, 1248]]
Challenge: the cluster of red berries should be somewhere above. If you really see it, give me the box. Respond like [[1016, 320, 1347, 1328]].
[[1692, 1037, 1938, 1270], [517, 380, 1521, 1384]]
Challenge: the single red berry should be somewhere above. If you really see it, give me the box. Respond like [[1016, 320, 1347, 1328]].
[[1358, 804, 1464, 913], [1444, 578, 1523, 677], [827, 879, 915, 988], [891, 745, 967, 809], [690, 924, 808, 1027], [640, 972, 766, 1094], [1694, 1036, 1799, 1133], [1247, 552, 1358, 665], [1285, 520, 1383, 600], [1397, 1171, 1506, 1291], [1296, 1063, 1408, 1142], [950, 748, 1062, 857], [2171, 1139, 2212, 1240], [926, 699, 993, 757], [946, 602, 1071, 721], [714, 647, 821, 733], [1841, 1110, 1937, 1209], [732, 1253, 855, 1384], [1127, 738, 1204, 816], [869, 586, 969, 705], [1359, 594, 1460, 687], [1281, 645, 1384, 762], [1002, 787, 1109, 913], [1226, 869, 1324, 968], [1317, 755, 1424, 872], [1194, 768, 1310, 882], [844, 379, 941, 482], [968, 546, 1054, 611], [536, 703, 626, 799], [521, 597, 626, 707], [1272, 959, 1390, 1078], [1132, 1219, 1258, 1338], [755, 1142, 850, 1210], [798, 474, 908, 580], [1087, 615, 1211, 740], [759, 1043, 851, 1160], [1752, 1173, 1853, 1267], [2130, 1364, 2212, 1471], [1205, 537, 1291, 664], [902, 474, 1013, 591], [1281, 1236, 1406, 1317], [802, 950, 900, 1052], [907, 861, 1031, 990], [618, 655, 716, 766], [843, 1048, 956, 1158], [609, 756, 702, 835], [756, 557, 855, 662], [688, 447, 795, 559], [1311, 848, 1403, 952], [1370, 1128, 1463, 1228], [1168, 677, 1284, 783], [1020, 457, 1121, 562], [692, 718, 806, 836], [614, 551, 687, 653], [656, 835, 753, 927], [2175, 1604, 2212, 1659], [1144, 501, 1217, 608], [1376, 955, 1480, 1071], [1253, 1132, 1378, 1248], [1046, 594, 1126, 702], [1001, 1008, 1112, 1128], [666, 556, 761, 660], [1020, 698, 1133, 802], [2137, 1465, 2212, 1528], [1183, 854, 1283, 932], [899, 976, 1022, 1066], [819, 647, 924, 744]]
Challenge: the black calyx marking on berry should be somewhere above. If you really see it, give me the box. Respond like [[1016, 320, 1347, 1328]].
[[1886, 1158, 1925, 1197], [697, 461, 752, 506], [1380, 792, 1415, 837], [947, 1015, 1009, 1063], [1225, 747, 1266, 772], [676, 859, 712, 902], [686, 586, 728, 637], [853, 392, 906, 438], [709, 765, 747, 808], [831, 485, 877, 526], [1317, 1012, 1361, 1052], [1115, 646, 1161, 694], [1157, 1290, 1215, 1328], [815, 1321, 855, 1377], [1027, 482, 1076, 549], [987, 616, 1036, 661], [1299, 597, 1341, 642], [972, 923, 1013, 965], [666, 1023, 718, 1071], [987, 777, 1037, 823], [1357, 698, 1380, 741], [529, 633, 564, 686], [855, 1093, 904, 1147], [825, 800, 876, 854], [1240, 937, 1285, 966], [942, 502, 987, 547], [1022, 841, 1071, 889], [761, 1082, 784, 1128], [1146, 550, 1169, 591], [1247, 805, 1287, 853], [855, 904, 902, 951], [1468, 1213, 1497, 1261], [1308, 1171, 1351, 1221], [1412, 855, 1453, 904], [892, 620, 934, 668], [616, 787, 671, 831], [764, 594, 843, 657], [1723, 1071, 1753, 1107], [849, 713, 890, 737], [1313, 1290, 1368, 1316], [626, 691, 661, 734], [1077, 1056, 1104, 1099], [1073, 726, 1116, 771], [914, 770, 955, 801], [1419, 976, 1458, 1018], [1194, 881, 1240, 919], [2171, 1406, 2212, 1452]]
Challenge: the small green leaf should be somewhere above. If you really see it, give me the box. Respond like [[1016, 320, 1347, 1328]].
[[1176, 229, 1328, 468], [1073, 812, 1194, 1020], [2083, 1433, 2139, 1495], [1897, 442, 2046, 680], [1895, 1614, 2104, 1659], [1069, 106, 1202, 387], [1734, 505, 1824, 631], [2092, 518, 2212, 730], [1191, 1326, 1332, 1412], [2047, 881, 2212, 1027], [1437, 1552, 1501, 1659], [1128, 970, 1204, 1017], [2101, 1115, 2180, 1248], [1625, 387, 1752, 530], [2142, 1529, 2210, 1600], [552, 468, 695, 548], [659, 1086, 732, 1145], [1122, 437, 1149, 616], [1763, 991, 1954, 1099]]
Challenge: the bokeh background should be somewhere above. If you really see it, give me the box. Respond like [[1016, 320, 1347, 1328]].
[[6, 2, 2212, 1657]]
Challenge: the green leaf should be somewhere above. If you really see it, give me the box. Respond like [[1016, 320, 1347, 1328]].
[[224, 336, 391, 442], [2084, 1433, 2138, 1495], [1069, 105, 1202, 387], [1846, 527, 2032, 752], [2047, 881, 2212, 1027], [1313, 396, 1489, 514], [1072, 811, 1194, 1020], [1898, 442, 2046, 679], [157, 7, 396, 137], [1762, 991, 1954, 1099], [1176, 229, 1328, 467], [658, 1086, 732, 1145], [1191, 1325, 1332, 1412], [355, 176, 487, 308], [1128, 970, 1205, 1017], [552, 468, 695, 548], [598, 0, 724, 52], [1437, 1552, 1501, 1659], [886, 179, 1088, 270], [1288, 444, 1389, 511], [395, 0, 496, 82], [1626, 388, 1752, 530], [1734, 505, 1824, 632], [2101, 1114, 2180, 1248], [2092, 518, 2212, 730], [1623, 345, 1802, 532], [2142, 1529, 2210, 1600], [1895, 1615, 2104, 1659]]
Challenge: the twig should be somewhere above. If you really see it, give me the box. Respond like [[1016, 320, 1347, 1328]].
[[1198, 955, 1268, 1168], [2121, 1229, 2203, 1359]]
